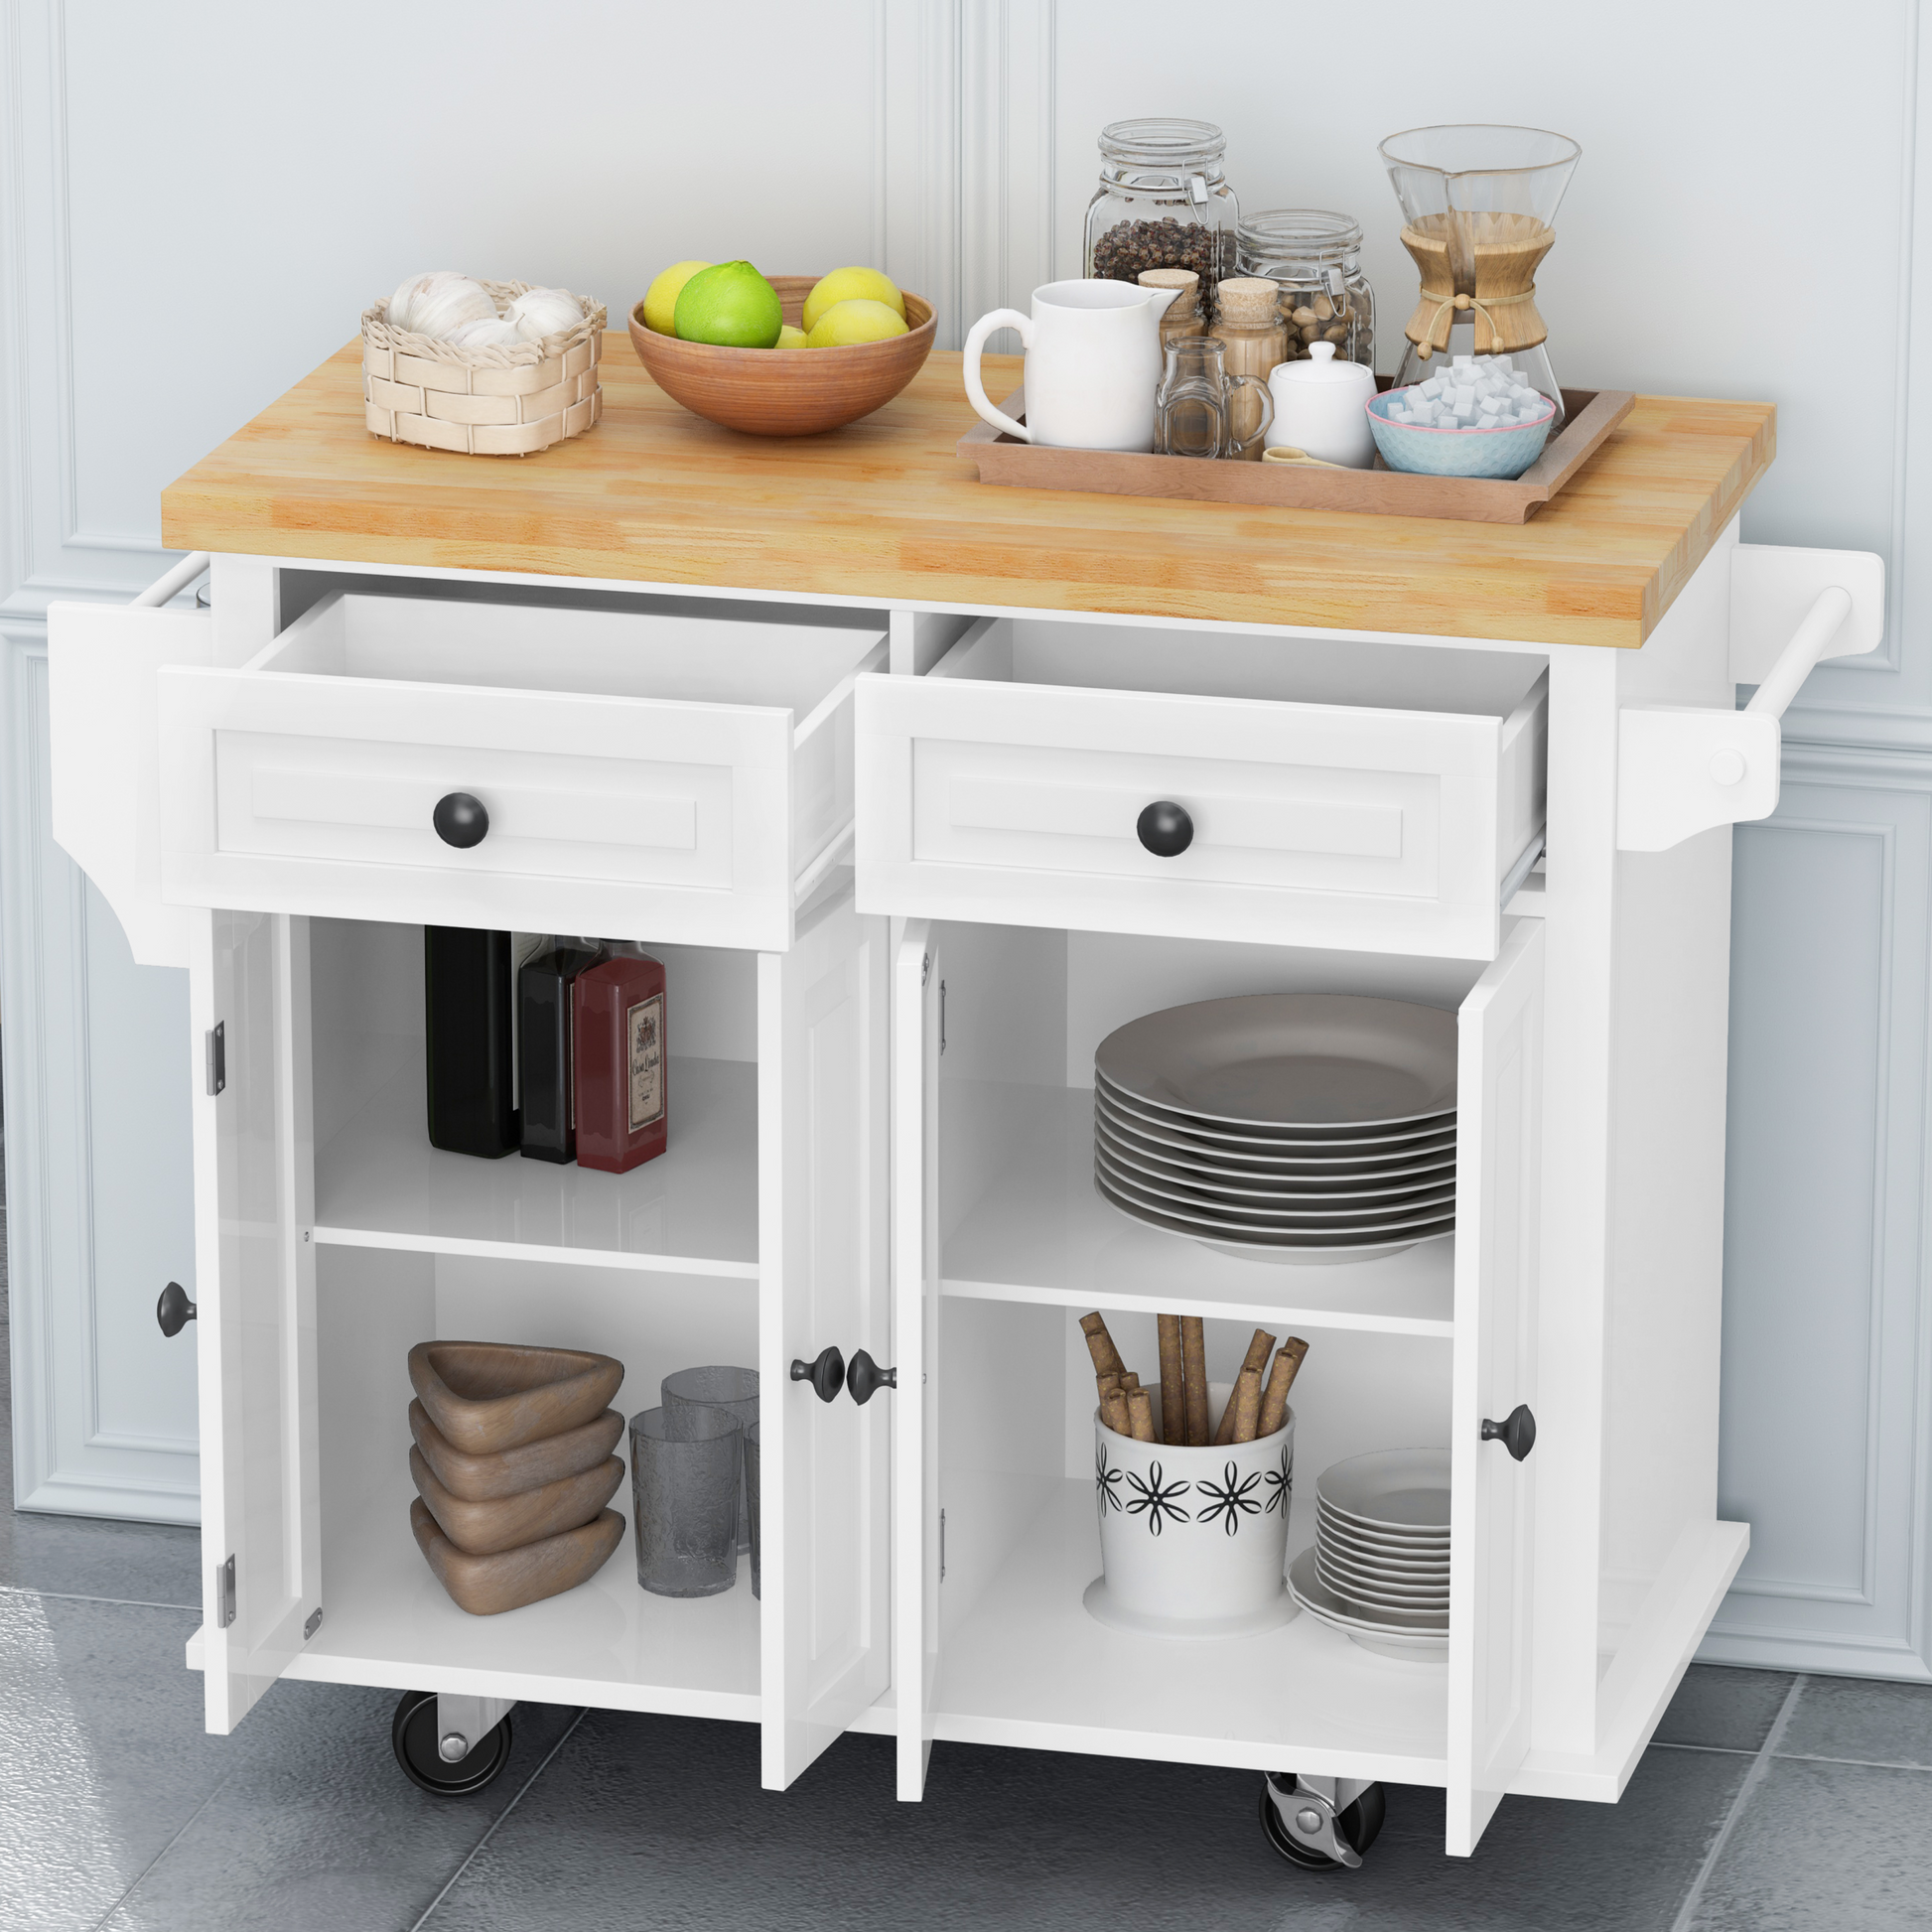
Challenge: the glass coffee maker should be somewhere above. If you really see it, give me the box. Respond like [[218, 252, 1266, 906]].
[[1379, 125, 1580, 428]]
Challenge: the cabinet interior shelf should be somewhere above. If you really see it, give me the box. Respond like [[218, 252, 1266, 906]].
[[313, 1050, 759, 1278], [925, 1480, 1449, 1781], [940, 1087, 1457, 1338]]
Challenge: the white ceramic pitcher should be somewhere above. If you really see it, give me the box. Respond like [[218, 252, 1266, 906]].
[[963, 279, 1178, 453]]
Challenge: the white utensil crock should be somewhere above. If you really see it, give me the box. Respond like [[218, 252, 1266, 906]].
[[1085, 1382, 1296, 1639], [1266, 342, 1378, 470], [964, 279, 1177, 453]]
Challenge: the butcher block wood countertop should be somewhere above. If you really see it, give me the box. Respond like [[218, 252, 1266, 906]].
[[160, 335, 1775, 651]]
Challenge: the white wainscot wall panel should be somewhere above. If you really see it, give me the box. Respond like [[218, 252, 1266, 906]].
[[1701, 750, 1932, 1679], [2, 626, 200, 1522]]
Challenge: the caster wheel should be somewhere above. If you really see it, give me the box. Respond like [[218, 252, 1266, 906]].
[[1260, 1773, 1386, 1868], [391, 1690, 512, 1797]]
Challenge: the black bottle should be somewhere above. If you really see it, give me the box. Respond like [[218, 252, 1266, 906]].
[[518, 936, 603, 1164], [424, 927, 518, 1159]]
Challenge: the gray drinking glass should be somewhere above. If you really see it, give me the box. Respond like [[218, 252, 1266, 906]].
[[662, 1366, 759, 1552], [629, 1405, 741, 1597], [745, 1422, 761, 1600]]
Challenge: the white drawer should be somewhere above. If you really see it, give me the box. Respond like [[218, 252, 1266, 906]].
[[855, 622, 1546, 960], [157, 592, 885, 949]]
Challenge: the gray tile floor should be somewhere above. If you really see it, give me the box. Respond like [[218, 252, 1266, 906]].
[[5, 1146, 1930, 1925]]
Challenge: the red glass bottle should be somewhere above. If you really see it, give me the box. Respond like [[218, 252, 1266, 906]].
[[572, 941, 667, 1173]]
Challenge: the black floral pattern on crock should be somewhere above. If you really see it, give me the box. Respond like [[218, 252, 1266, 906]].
[[1265, 1449, 1293, 1516], [1095, 1443, 1123, 1514], [1125, 1461, 1191, 1534], [1196, 1460, 1264, 1536]]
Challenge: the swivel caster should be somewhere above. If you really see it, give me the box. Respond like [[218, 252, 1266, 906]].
[[391, 1690, 512, 1796], [1260, 1772, 1386, 1869]]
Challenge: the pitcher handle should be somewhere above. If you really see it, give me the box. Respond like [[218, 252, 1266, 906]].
[[1229, 373, 1275, 458], [963, 309, 1034, 441]]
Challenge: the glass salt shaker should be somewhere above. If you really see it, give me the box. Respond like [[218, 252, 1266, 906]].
[[1086, 120, 1241, 319], [1237, 209, 1376, 372], [1155, 336, 1274, 460]]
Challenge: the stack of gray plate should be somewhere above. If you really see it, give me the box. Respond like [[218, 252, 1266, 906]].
[[1093, 994, 1457, 1265], [1288, 1449, 1449, 1657]]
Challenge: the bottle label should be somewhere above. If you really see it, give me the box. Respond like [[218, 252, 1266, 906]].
[[626, 993, 665, 1132]]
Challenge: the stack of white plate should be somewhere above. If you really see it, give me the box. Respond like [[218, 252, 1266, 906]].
[[1093, 994, 1458, 1265], [1288, 1449, 1449, 1657]]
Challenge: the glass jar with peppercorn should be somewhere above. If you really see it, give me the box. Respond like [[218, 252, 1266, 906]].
[[1236, 209, 1376, 372], [1086, 119, 1239, 320]]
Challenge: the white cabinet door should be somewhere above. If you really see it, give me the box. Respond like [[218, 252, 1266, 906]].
[[759, 891, 891, 1786], [48, 601, 212, 970], [193, 908, 321, 1731], [1446, 919, 1544, 1853], [893, 920, 942, 1800]]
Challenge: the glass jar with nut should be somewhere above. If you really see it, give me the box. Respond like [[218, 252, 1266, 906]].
[[1236, 209, 1375, 372]]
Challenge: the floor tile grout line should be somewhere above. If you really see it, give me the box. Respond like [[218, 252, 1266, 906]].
[[1667, 1672, 1807, 1932], [88, 1770, 237, 1932], [1653, 1737, 1932, 1774], [0, 1583, 199, 1611], [409, 1707, 589, 1932]]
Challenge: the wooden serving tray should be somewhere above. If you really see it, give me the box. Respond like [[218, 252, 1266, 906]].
[[958, 384, 1635, 524]]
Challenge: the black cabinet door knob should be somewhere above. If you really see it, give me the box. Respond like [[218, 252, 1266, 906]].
[[846, 1350, 897, 1405], [1137, 800, 1193, 857], [1480, 1404, 1537, 1461], [157, 1282, 197, 1337], [790, 1346, 846, 1404], [433, 792, 489, 849]]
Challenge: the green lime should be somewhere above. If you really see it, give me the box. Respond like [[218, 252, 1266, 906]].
[[674, 261, 782, 348]]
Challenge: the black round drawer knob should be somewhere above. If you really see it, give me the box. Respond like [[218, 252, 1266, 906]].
[[790, 1345, 846, 1405], [846, 1350, 897, 1405], [1137, 800, 1194, 858], [156, 1282, 197, 1337], [433, 792, 489, 849]]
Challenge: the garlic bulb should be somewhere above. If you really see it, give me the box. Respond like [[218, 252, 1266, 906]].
[[447, 316, 525, 349], [504, 286, 585, 342], [387, 271, 496, 339]]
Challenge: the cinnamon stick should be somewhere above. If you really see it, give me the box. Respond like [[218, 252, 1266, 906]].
[[1228, 1363, 1263, 1443], [1079, 1311, 1127, 1383], [1157, 1313, 1184, 1446], [1216, 1327, 1278, 1443], [1258, 1336, 1309, 1439], [1127, 1386, 1158, 1444], [1097, 1372, 1131, 1437], [1180, 1316, 1209, 1446]]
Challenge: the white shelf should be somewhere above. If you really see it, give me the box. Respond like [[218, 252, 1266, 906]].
[[235, 1476, 762, 1720], [315, 1052, 759, 1277], [941, 1087, 1456, 1338], [928, 1480, 1449, 1782]]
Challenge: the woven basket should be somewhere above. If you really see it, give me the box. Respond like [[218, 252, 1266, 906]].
[[361, 280, 608, 457]]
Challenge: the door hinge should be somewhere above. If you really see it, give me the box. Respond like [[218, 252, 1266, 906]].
[[205, 1022, 225, 1096], [216, 1554, 235, 1627], [304, 1606, 324, 1640], [939, 1507, 947, 1581]]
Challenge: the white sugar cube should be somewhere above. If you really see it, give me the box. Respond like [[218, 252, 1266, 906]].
[[1454, 384, 1475, 408], [1478, 409, 1502, 427], [1452, 354, 1474, 368]]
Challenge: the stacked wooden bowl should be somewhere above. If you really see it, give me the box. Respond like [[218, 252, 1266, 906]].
[[408, 1341, 626, 1615]]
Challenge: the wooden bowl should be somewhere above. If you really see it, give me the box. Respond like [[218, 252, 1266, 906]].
[[411, 1497, 624, 1616], [408, 1341, 624, 1455], [410, 1445, 624, 1556], [409, 1399, 624, 1502], [627, 275, 935, 437]]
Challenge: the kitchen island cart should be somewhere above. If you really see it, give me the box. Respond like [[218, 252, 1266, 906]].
[[47, 338, 1876, 1862]]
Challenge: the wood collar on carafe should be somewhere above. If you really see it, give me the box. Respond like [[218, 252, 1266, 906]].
[[1400, 213, 1556, 357]]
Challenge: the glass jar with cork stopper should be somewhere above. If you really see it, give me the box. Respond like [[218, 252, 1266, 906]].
[[1086, 119, 1240, 318], [1236, 209, 1375, 372], [1209, 278, 1288, 460], [1139, 269, 1205, 351]]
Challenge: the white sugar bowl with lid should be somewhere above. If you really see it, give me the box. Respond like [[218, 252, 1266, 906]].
[[1266, 341, 1377, 470]]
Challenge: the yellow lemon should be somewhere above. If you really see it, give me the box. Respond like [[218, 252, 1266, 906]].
[[775, 325, 810, 348], [802, 268, 903, 335], [806, 299, 909, 348], [641, 259, 712, 336]]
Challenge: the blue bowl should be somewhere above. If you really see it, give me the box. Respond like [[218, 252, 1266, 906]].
[[1367, 387, 1557, 481]]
